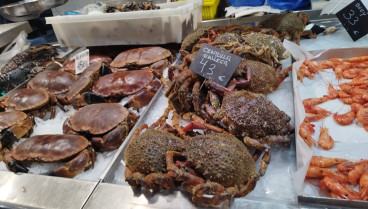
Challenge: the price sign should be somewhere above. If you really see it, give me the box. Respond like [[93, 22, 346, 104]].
[[336, 0, 368, 41], [75, 49, 90, 74], [189, 43, 242, 86]]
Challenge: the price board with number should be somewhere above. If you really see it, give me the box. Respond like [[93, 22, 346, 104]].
[[336, 0, 368, 41], [189, 43, 242, 87], [75, 49, 90, 74]]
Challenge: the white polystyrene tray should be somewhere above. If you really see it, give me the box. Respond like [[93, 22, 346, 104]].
[[46, 1, 201, 23]]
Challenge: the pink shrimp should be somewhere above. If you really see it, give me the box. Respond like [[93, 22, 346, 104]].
[[310, 156, 347, 168], [333, 111, 355, 125], [318, 126, 334, 150], [299, 121, 316, 147]]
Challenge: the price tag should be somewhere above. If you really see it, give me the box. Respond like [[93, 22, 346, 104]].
[[189, 43, 242, 87], [75, 49, 90, 74], [336, 0, 368, 41]]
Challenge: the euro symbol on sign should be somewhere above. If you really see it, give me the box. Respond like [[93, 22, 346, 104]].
[[219, 76, 225, 81]]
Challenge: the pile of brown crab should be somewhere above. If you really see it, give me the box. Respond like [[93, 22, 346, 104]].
[[0, 46, 173, 178]]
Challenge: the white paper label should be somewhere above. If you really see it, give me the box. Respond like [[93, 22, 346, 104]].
[[75, 49, 90, 74]]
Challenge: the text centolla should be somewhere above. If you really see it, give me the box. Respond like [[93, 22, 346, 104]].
[[189, 43, 242, 87]]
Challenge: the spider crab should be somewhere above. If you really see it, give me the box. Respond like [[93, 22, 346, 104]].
[[124, 108, 269, 207], [186, 90, 293, 148], [258, 11, 316, 45], [124, 107, 184, 189], [167, 133, 262, 207], [4, 134, 96, 178]]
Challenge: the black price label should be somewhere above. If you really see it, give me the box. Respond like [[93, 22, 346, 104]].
[[336, 0, 368, 41], [189, 43, 242, 87]]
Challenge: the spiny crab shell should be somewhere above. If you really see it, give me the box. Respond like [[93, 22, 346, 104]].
[[124, 129, 184, 175], [221, 90, 291, 139], [235, 59, 277, 94], [183, 133, 255, 187], [241, 32, 289, 63]]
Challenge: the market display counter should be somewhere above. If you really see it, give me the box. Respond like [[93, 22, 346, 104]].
[[0, 171, 97, 209], [1, 8, 368, 209]]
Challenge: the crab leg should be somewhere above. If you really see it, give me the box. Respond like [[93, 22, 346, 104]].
[[244, 137, 271, 176], [125, 80, 161, 110], [53, 147, 96, 178], [91, 124, 129, 151], [1, 117, 33, 149], [236, 174, 259, 197], [4, 152, 29, 173], [192, 191, 231, 208], [182, 112, 232, 135], [166, 151, 205, 185]]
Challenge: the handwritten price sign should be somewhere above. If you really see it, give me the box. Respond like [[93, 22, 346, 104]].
[[75, 49, 90, 74], [189, 43, 242, 86], [336, 0, 368, 41]]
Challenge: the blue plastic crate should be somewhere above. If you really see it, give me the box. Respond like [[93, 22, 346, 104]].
[[227, 0, 265, 7], [268, 0, 311, 10]]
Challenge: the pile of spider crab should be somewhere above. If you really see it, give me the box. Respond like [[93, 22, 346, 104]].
[[124, 107, 271, 207], [164, 24, 294, 146], [0, 46, 173, 178]]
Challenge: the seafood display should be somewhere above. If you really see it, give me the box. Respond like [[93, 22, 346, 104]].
[[293, 49, 368, 206], [124, 108, 267, 207], [0, 45, 173, 179], [297, 55, 368, 149], [164, 25, 293, 149], [105, 1, 160, 13], [306, 156, 368, 200], [0, 44, 58, 94]]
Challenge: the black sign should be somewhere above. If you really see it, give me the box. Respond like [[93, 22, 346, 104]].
[[336, 0, 368, 41], [189, 43, 242, 87]]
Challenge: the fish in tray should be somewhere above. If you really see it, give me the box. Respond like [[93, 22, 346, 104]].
[[0, 44, 58, 94]]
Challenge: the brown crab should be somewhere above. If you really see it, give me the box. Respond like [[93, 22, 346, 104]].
[[60, 55, 112, 75], [198, 90, 293, 148], [61, 61, 110, 107], [63, 103, 137, 151], [167, 133, 262, 207], [258, 11, 315, 45], [0, 88, 63, 119], [109, 46, 171, 70], [0, 111, 33, 150], [27, 70, 77, 95], [4, 134, 96, 178], [90, 69, 161, 110]]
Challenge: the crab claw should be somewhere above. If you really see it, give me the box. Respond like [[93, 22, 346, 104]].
[[4, 153, 29, 173], [83, 92, 106, 104], [1, 129, 18, 149], [100, 61, 112, 76]]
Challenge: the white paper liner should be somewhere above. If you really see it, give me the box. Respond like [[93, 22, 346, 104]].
[[285, 39, 368, 199]]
